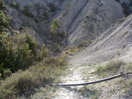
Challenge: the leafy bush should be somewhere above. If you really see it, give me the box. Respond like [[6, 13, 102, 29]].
[[0, 0, 5, 9], [0, 0, 9, 32], [11, 2, 19, 9], [0, 11, 9, 32], [50, 19, 60, 33], [37, 45, 49, 60], [0, 32, 47, 77]]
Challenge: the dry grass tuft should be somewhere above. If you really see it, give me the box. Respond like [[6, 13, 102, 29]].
[[0, 56, 67, 99]]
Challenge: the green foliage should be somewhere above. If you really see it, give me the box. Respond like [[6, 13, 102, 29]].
[[57, 31, 66, 37], [50, 19, 60, 33], [0, 0, 5, 9], [37, 45, 49, 60], [31, 86, 56, 99], [0, 1, 9, 32], [0, 33, 46, 77], [0, 11, 9, 32], [0, 56, 67, 98], [24, 33, 38, 55], [3, 69, 12, 78], [0, 33, 14, 73], [96, 61, 126, 76], [11, 2, 19, 9], [22, 5, 33, 18]]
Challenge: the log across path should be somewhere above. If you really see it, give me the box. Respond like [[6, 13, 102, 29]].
[[51, 72, 132, 87]]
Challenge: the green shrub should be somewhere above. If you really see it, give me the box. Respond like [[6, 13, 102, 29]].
[[11, 2, 19, 9], [95, 60, 126, 76], [0, 32, 46, 76], [0, 11, 9, 32], [0, 0, 5, 9], [22, 5, 33, 18], [24, 33, 38, 55], [57, 31, 66, 38], [37, 45, 49, 60], [50, 19, 60, 33], [0, 56, 67, 98], [3, 69, 12, 78]]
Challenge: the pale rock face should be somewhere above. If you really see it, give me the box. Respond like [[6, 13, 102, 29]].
[[5, 0, 132, 46], [5, 0, 66, 43], [58, 0, 125, 46], [120, 0, 131, 3], [70, 14, 132, 66]]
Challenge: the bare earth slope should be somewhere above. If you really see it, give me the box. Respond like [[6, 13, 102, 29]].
[[59, 0, 125, 46], [5, 0, 131, 46], [53, 14, 132, 99], [31, 15, 132, 99], [70, 14, 132, 66]]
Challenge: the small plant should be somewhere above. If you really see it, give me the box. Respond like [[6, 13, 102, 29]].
[[57, 31, 66, 38], [95, 60, 126, 76], [0, 11, 9, 32], [50, 19, 60, 33], [22, 5, 33, 18], [11, 2, 19, 9], [0, 0, 5, 9], [63, 47, 81, 56], [37, 45, 49, 60]]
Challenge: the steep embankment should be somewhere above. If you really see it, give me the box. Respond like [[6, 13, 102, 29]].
[[53, 14, 132, 99], [5, 0, 132, 46], [58, 0, 126, 46], [2, 0, 132, 98], [70, 14, 132, 66], [5, 0, 67, 43], [31, 15, 132, 99]]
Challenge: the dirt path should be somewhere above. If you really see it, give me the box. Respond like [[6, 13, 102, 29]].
[[54, 63, 96, 99], [31, 58, 97, 99], [54, 65, 86, 99]]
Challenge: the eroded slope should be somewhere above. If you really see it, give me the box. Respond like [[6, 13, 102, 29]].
[[70, 14, 132, 66]]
